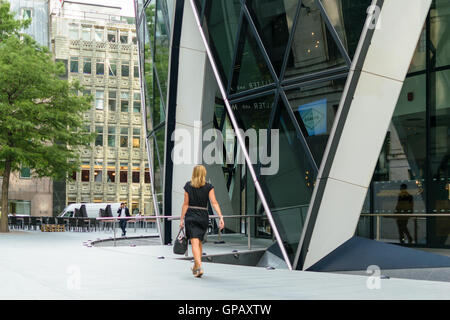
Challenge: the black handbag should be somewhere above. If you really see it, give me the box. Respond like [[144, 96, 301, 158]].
[[173, 227, 188, 255]]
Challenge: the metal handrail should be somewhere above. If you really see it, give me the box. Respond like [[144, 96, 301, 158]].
[[96, 214, 269, 248], [360, 213, 450, 241], [361, 213, 450, 217], [270, 204, 309, 213]]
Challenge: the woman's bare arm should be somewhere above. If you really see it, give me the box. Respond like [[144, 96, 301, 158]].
[[209, 188, 224, 230], [180, 192, 189, 228]]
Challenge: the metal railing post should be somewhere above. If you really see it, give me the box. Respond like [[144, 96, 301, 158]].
[[247, 216, 251, 250], [113, 220, 116, 247], [376, 215, 380, 241], [414, 218, 418, 244]]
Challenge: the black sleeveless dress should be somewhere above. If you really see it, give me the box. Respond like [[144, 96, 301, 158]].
[[184, 181, 214, 240]]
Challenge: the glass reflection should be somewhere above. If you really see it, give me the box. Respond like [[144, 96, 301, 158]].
[[431, 0, 450, 68], [203, 0, 241, 88], [408, 24, 427, 73], [261, 101, 316, 262], [154, 0, 171, 107], [246, 0, 297, 76], [152, 129, 165, 196], [194, 0, 202, 14], [430, 69, 450, 246], [231, 95, 316, 263], [285, 78, 346, 164], [369, 75, 428, 245], [337, 0, 373, 59], [283, 0, 346, 79], [230, 18, 274, 93]]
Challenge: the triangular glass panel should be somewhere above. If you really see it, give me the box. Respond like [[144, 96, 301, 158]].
[[282, 0, 351, 80], [245, 0, 300, 76], [151, 75, 165, 128], [256, 98, 316, 264], [194, 0, 202, 15], [154, 0, 171, 108], [229, 16, 276, 94], [230, 93, 275, 130], [320, 0, 374, 60], [214, 91, 226, 130], [151, 130, 165, 198], [283, 75, 347, 165], [202, 0, 242, 87]]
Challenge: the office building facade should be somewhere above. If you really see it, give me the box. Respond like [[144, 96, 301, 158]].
[[135, 0, 448, 270], [50, 1, 152, 215]]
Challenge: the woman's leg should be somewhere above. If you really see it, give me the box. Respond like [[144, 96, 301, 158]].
[[190, 238, 202, 269]]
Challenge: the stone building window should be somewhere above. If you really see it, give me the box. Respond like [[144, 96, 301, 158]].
[[81, 170, 90, 182], [132, 163, 140, 183], [133, 128, 140, 148], [20, 166, 31, 179], [108, 91, 116, 111], [69, 23, 78, 40], [81, 26, 91, 41], [120, 33, 128, 44], [120, 127, 129, 147], [132, 171, 140, 183], [83, 58, 91, 74], [120, 92, 129, 112], [121, 61, 129, 77], [120, 163, 128, 183], [108, 127, 116, 147], [94, 170, 102, 183], [95, 91, 104, 110], [95, 126, 103, 146], [134, 62, 139, 78], [107, 162, 115, 182], [108, 61, 117, 76], [94, 28, 104, 41], [96, 61, 104, 75], [133, 92, 141, 113], [21, 8, 32, 20], [70, 57, 78, 73], [107, 30, 116, 42]]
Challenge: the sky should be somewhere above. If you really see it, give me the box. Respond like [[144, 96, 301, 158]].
[[54, 0, 136, 17]]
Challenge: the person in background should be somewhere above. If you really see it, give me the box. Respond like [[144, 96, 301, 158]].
[[117, 202, 130, 237], [395, 184, 414, 244]]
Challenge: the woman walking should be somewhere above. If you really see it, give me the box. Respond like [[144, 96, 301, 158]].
[[180, 165, 224, 278]]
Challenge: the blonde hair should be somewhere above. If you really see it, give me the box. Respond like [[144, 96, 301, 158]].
[[191, 165, 206, 188]]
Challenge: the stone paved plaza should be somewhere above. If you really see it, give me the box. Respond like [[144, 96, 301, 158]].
[[0, 230, 449, 300]]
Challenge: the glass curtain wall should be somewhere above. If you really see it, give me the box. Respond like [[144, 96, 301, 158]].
[[195, 0, 371, 264], [357, 0, 450, 248], [136, 0, 174, 214]]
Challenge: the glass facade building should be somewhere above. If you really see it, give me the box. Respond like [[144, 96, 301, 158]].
[[135, 0, 449, 268]]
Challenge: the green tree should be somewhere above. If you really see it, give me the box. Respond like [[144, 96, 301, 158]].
[[0, 34, 94, 232], [0, 0, 30, 42]]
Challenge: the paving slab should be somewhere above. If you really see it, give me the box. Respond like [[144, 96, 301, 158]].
[[0, 230, 449, 300]]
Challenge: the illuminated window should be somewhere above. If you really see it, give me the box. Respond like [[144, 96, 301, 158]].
[[133, 128, 140, 148]]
